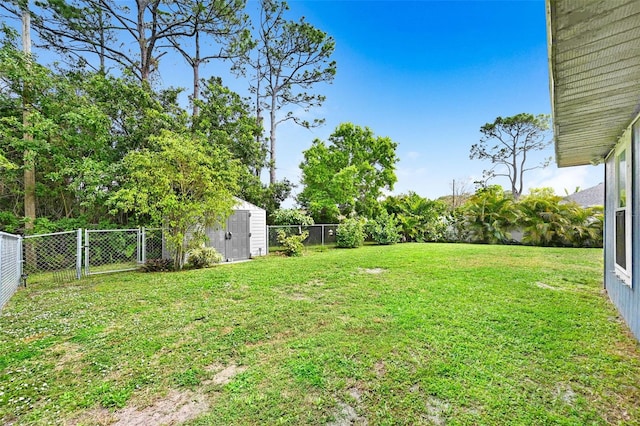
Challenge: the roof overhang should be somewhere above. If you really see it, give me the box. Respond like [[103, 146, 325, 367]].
[[546, 0, 640, 167]]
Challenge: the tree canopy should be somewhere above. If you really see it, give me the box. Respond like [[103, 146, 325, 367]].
[[470, 113, 551, 200], [298, 123, 398, 223], [233, 0, 336, 185], [109, 130, 241, 269]]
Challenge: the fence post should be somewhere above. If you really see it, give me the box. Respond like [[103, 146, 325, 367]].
[[18, 235, 23, 285], [84, 229, 90, 277], [141, 228, 146, 264], [267, 225, 271, 254], [76, 229, 82, 280], [321, 224, 325, 246], [0, 233, 4, 288]]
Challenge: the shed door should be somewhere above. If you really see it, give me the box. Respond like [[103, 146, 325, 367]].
[[207, 211, 250, 261], [206, 225, 227, 259], [226, 211, 250, 261]]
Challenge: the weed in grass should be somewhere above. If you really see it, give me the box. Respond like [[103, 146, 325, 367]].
[[174, 368, 202, 388]]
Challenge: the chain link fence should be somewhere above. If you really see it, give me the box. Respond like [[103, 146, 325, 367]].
[[268, 224, 339, 252], [24, 230, 82, 284], [1, 231, 23, 312], [84, 228, 163, 276]]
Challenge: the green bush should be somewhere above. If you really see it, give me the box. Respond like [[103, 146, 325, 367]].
[[187, 247, 223, 269], [271, 209, 315, 226], [140, 258, 175, 272], [277, 229, 308, 257], [368, 211, 400, 245], [336, 218, 365, 248]]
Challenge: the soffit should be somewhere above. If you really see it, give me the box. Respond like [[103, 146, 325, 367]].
[[547, 0, 640, 167]]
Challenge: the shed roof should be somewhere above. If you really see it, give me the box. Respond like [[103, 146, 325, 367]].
[[546, 0, 640, 167]]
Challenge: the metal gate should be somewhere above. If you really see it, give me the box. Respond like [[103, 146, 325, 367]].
[[0, 232, 22, 312], [207, 211, 251, 261]]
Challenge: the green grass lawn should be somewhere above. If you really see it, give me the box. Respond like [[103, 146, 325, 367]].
[[1, 243, 639, 425]]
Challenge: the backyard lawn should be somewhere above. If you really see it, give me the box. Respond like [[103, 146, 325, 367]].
[[1, 243, 639, 425]]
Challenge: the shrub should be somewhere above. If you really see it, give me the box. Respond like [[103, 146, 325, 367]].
[[369, 211, 400, 245], [140, 258, 175, 272], [336, 218, 365, 248], [277, 229, 308, 257], [187, 247, 223, 269]]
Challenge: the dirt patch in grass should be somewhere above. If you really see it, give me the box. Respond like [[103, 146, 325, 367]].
[[554, 384, 576, 405], [204, 364, 248, 386], [52, 342, 85, 373], [112, 390, 209, 426], [69, 390, 209, 426], [424, 396, 450, 426], [374, 361, 386, 377], [327, 402, 365, 426], [288, 292, 313, 302], [359, 268, 386, 275], [535, 282, 559, 290]]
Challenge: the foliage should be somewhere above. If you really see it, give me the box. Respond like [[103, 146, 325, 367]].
[[271, 209, 314, 226], [367, 210, 400, 245], [518, 188, 603, 248], [298, 123, 399, 223], [462, 185, 518, 244], [335, 218, 365, 248], [276, 229, 308, 257], [140, 258, 175, 272], [238, 176, 294, 222], [470, 113, 551, 200], [233, 0, 336, 184], [109, 130, 240, 269], [383, 192, 448, 242], [193, 77, 266, 175], [187, 247, 224, 269]]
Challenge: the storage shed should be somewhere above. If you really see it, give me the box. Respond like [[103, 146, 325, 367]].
[[205, 197, 267, 261]]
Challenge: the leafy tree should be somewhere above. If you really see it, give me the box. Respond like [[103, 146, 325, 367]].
[[237, 174, 293, 220], [463, 185, 518, 244], [298, 123, 398, 223], [109, 130, 241, 269], [234, 0, 336, 184], [193, 77, 265, 174], [0, 40, 113, 228], [382, 192, 448, 242], [470, 113, 551, 200], [192, 77, 293, 217], [271, 209, 314, 226]]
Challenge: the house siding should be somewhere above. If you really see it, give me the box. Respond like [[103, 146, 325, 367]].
[[604, 123, 640, 340]]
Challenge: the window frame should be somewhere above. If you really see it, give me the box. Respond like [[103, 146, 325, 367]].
[[614, 128, 632, 285]]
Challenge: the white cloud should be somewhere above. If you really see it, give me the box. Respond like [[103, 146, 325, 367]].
[[524, 164, 604, 196]]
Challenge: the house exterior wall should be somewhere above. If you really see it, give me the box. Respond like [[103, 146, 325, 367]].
[[604, 121, 640, 340]]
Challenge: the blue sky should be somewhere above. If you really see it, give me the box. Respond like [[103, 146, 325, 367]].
[[16, 0, 604, 202], [207, 0, 603, 202]]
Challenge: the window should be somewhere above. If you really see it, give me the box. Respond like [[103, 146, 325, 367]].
[[614, 129, 632, 284]]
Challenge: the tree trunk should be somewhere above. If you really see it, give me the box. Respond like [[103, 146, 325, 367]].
[[136, 0, 150, 83], [192, 29, 201, 117], [22, 7, 36, 231], [269, 93, 277, 185]]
